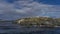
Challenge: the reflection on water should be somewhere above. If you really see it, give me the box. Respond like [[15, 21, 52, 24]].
[[0, 22, 60, 34]]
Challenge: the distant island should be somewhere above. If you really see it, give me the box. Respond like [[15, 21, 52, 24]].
[[13, 16, 60, 27], [0, 19, 14, 22]]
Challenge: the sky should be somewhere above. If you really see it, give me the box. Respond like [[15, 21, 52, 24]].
[[0, 0, 60, 20]]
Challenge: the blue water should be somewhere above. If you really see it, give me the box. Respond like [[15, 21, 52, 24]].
[[0, 22, 60, 34]]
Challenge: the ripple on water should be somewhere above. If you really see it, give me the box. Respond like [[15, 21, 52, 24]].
[[0, 22, 60, 34]]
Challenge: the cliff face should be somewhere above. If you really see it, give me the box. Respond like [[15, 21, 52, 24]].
[[14, 17, 60, 27]]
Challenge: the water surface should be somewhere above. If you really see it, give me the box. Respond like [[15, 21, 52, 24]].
[[0, 22, 60, 34]]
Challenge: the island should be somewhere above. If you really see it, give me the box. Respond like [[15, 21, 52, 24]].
[[13, 16, 60, 27]]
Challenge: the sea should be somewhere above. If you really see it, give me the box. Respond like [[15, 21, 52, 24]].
[[0, 22, 60, 34]]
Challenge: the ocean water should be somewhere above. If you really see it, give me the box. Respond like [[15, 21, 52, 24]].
[[0, 22, 60, 34]]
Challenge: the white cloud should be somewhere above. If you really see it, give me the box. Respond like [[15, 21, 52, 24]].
[[0, 0, 60, 20], [14, 0, 60, 16]]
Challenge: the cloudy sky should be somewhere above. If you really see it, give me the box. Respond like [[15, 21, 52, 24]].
[[0, 0, 60, 20]]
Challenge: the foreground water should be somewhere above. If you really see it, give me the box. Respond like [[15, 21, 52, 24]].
[[0, 22, 60, 34]]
